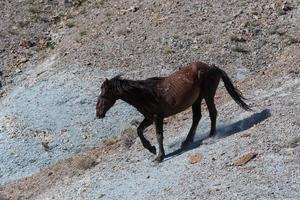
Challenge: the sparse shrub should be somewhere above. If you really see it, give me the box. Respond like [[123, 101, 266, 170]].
[[171, 34, 179, 40], [80, 31, 87, 36], [30, 14, 42, 23], [130, 119, 140, 127], [116, 28, 130, 36], [231, 46, 248, 53], [66, 21, 75, 28], [67, 0, 87, 7], [277, 9, 286, 16], [287, 36, 299, 45], [75, 156, 97, 170], [105, 12, 111, 17], [0, 31, 6, 38], [287, 138, 299, 148], [120, 127, 137, 149], [163, 47, 175, 54], [47, 41, 56, 49], [191, 45, 200, 52], [230, 35, 246, 43], [95, 0, 105, 7], [7, 29, 19, 36], [18, 21, 30, 28], [105, 135, 120, 146], [28, 7, 40, 14], [268, 26, 285, 36], [245, 21, 260, 28]]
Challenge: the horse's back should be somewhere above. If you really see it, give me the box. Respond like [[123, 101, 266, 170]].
[[156, 63, 206, 116], [146, 77, 165, 81]]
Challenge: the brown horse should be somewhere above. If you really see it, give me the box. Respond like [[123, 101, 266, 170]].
[[96, 62, 251, 162]]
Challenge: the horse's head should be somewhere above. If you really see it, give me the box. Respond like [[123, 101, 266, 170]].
[[96, 78, 117, 118]]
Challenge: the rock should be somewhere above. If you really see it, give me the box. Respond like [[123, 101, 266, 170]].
[[42, 141, 50, 151], [129, 6, 139, 12], [19, 39, 35, 48], [240, 133, 251, 138], [234, 152, 257, 166], [189, 153, 202, 164]]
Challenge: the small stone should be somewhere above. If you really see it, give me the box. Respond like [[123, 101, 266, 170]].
[[189, 153, 202, 164], [129, 6, 139, 12], [16, 58, 29, 67], [234, 152, 257, 166], [240, 133, 251, 138], [38, 39, 49, 49], [282, 2, 292, 11]]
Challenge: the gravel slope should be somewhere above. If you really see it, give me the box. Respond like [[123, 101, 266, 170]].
[[0, 0, 299, 199]]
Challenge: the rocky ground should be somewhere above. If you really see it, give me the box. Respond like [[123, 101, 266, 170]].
[[0, 0, 299, 199]]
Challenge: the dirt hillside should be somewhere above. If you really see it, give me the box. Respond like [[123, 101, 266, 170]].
[[0, 0, 299, 199]]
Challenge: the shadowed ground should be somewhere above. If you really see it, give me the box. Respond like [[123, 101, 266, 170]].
[[165, 109, 271, 159]]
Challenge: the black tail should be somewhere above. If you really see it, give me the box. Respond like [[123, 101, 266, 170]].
[[211, 65, 251, 111]]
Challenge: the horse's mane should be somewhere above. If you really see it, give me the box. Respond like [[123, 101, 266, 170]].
[[110, 75, 163, 101]]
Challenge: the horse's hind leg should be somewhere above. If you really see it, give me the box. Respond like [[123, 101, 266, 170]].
[[203, 73, 220, 138], [137, 118, 156, 154], [205, 96, 217, 137], [181, 96, 203, 149]]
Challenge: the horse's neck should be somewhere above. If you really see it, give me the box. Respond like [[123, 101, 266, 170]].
[[115, 80, 153, 113], [116, 80, 142, 105]]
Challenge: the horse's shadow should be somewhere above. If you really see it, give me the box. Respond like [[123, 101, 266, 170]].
[[165, 109, 271, 160]]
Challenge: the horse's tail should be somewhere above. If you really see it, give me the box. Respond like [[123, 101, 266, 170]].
[[210, 65, 252, 111]]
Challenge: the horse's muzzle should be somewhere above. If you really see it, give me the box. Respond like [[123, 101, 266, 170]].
[[96, 112, 105, 119]]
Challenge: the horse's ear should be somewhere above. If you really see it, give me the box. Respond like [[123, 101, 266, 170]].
[[113, 74, 123, 80]]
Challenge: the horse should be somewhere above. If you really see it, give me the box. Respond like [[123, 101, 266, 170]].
[[96, 62, 251, 162]]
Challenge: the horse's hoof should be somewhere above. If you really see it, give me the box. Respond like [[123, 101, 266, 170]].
[[149, 146, 157, 155], [153, 156, 164, 163]]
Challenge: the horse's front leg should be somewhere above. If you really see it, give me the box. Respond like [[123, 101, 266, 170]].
[[154, 115, 165, 162], [137, 118, 156, 154]]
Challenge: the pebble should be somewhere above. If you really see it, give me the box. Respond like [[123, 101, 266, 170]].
[[189, 153, 202, 164], [234, 152, 257, 166]]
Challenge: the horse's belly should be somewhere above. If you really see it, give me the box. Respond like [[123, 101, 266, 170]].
[[162, 87, 199, 117]]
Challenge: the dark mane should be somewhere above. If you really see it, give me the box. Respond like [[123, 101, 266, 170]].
[[110, 76, 163, 102]]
